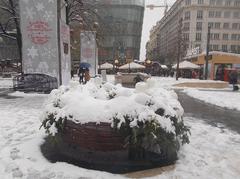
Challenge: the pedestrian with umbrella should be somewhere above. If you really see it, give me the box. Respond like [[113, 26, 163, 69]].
[[79, 62, 91, 84]]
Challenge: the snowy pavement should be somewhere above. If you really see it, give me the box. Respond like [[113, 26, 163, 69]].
[[0, 92, 240, 179], [183, 89, 240, 111]]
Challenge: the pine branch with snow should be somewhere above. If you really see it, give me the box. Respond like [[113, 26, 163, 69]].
[[40, 79, 190, 162]]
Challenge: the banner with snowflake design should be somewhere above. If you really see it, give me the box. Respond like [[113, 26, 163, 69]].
[[20, 0, 59, 82]]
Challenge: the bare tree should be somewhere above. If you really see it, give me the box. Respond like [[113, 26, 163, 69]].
[[66, 0, 107, 39], [0, 0, 22, 68], [0, 0, 105, 72]]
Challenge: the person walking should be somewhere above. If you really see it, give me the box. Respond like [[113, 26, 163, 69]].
[[78, 68, 85, 84], [229, 70, 239, 91], [84, 68, 90, 84], [71, 69, 74, 79]]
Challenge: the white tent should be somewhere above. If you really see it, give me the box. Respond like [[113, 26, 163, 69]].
[[98, 62, 113, 69], [173, 60, 200, 69], [161, 65, 168, 69], [119, 62, 145, 69]]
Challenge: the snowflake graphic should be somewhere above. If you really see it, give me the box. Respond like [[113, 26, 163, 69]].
[[43, 11, 54, 22], [43, 47, 57, 58], [25, 68, 34, 73], [24, 58, 33, 67], [48, 0, 55, 3], [36, 3, 45, 11], [27, 46, 38, 59], [24, 7, 36, 20], [50, 70, 57, 78], [36, 62, 49, 73]]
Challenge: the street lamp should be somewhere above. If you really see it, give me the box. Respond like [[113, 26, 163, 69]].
[[146, 59, 152, 65], [114, 59, 119, 73], [0, 36, 3, 43], [145, 59, 152, 74]]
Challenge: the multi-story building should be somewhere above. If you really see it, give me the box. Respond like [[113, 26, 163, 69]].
[[147, 0, 240, 64], [97, 0, 145, 64]]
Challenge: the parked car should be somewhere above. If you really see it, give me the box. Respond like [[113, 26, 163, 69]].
[[13, 73, 58, 93]]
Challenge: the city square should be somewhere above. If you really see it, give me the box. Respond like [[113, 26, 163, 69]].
[[0, 0, 240, 179]]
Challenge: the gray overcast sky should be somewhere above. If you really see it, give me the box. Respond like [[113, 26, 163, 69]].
[[140, 0, 176, 61]]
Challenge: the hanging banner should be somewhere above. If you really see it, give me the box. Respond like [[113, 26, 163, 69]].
[[80, 31, 97, 77], [20, 0, 59, 81]]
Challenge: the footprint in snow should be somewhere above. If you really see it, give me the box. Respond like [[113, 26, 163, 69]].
[[5, 163, 23, 178], [10, 148, 21, 160]]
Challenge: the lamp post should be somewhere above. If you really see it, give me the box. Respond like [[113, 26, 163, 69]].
[[176, 17, 183, 81], [205, 25, 211, 80]]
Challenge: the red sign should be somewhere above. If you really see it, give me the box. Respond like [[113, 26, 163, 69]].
[[27, 21, 52, 45], [82, 48, 94, 58]]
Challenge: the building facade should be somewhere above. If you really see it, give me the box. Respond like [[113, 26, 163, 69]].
[[147, 0, 240, 65], [97, 0, 145, 64]]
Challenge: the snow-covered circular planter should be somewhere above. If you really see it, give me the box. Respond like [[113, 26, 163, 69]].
[[40, 78, 190, 173]]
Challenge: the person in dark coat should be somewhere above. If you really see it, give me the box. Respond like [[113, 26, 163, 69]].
[[71, 69, 74, 79], [229, 70, 239, 91], [78, 68, 85, 84]]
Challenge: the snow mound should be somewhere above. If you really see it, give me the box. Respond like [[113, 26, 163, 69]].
[[41, 79, 183, 133]]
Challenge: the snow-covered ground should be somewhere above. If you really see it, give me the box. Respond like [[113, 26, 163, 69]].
[[0, 76, 239, 178], [1, 91, 240, 179], [86, 75, 238, 113], [107, 76, 240, 112], [107, 75, 229, 89], [184, 89, 240, 111]]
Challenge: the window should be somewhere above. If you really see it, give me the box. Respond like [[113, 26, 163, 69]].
[[198, 0, 204, 4], [183, 22, 190, 31], [210, 33, 220, 40], [210, 0, 216, 5], [185, 11, 191, 20], [238, 46, 240, 53], [231, 45, 237, 52], [232, 23, 239, 29], [215, 11, 221, 18], [209, 11, 215, 17], [183, 33, 189, 41], [224, 11, 231, 18], [196, 22, 202, 30], [213, 45, 219, 50], [232, 34, 238, 40], [233, 12, 240, 18], [216, 0, 223, 5], [214, 33, 220, 40], [208, 22, 214, 28], [209, 44, 213, 51], [197, 10, 203, 19], [185, 0, 191, 5], [196, 33, 202, 41], [222, 45, 228, 52], [214, 22, 221, 29], [225, 0, 232, 6], [234, 0, 240, 6], [223, 23, 229, 29], [223, 34, 229, 40]]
